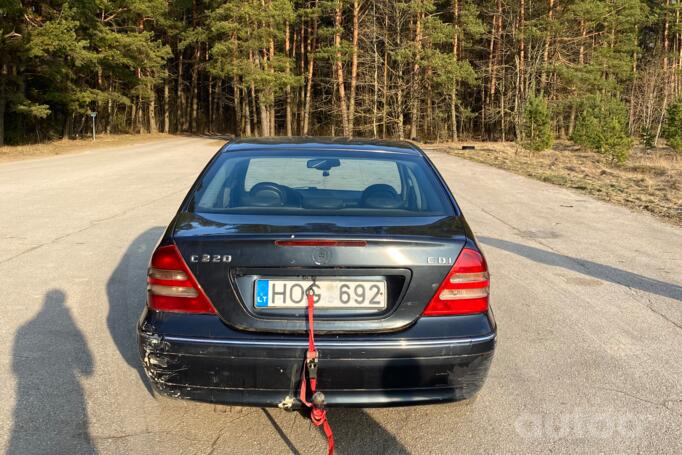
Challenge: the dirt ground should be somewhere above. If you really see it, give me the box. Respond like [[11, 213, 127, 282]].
[[0, 133, 177, 162], [426, 141, 682, 226]]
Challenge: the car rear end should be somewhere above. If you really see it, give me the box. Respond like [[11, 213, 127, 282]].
[[138, 140, 496, 408]]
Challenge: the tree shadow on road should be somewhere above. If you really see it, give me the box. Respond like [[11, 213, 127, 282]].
[[8, 289, 96, 455], [106, 227, 165, 396], [479, 236, 682, 301]]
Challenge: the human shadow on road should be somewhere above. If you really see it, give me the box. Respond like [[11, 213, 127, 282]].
[[479, 236, 682, 301], [8, 289, 96, 455], [106, 227, 164, 396]]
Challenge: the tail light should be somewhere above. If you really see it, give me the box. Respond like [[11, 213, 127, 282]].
[[147, 244, 216, 314], [423, 248, 489, 316]]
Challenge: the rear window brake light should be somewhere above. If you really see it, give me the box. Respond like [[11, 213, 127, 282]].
[[275, 240, 367, 247]]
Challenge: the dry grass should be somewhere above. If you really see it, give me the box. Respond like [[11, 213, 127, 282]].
[[0, 133, 175, 163], [426, 141, 682, 226]]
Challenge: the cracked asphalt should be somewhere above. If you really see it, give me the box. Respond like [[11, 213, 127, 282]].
[[1, 137, 681, 454]]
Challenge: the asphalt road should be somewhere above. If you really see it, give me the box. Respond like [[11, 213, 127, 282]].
[[1, 137, 680, 455]]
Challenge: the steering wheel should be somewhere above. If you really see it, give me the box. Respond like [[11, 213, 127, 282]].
[[249, 182, 288, 207]]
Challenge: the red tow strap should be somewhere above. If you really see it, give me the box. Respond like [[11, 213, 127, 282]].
[[299, 288, 335, 455]]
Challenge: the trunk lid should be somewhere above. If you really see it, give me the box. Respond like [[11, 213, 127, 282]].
[[173, 212, 468, 334]]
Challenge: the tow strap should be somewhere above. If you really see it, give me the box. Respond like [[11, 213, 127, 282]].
[[299, 285, 335, 455]]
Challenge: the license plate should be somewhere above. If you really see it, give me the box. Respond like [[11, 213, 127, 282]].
[[254, 279, 386, 309]]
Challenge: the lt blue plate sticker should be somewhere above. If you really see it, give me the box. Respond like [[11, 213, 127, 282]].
[[255, 280, 270, 307]]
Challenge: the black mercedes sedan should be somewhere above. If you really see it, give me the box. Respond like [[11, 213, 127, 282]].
[[138, 137, 496, 410]]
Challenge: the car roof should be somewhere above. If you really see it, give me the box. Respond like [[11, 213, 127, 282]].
[[221, 137, 423, 155]]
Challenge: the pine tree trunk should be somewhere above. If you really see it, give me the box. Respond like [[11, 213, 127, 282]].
[[269, 36, 276, 136], [0, 63, 6, 146], [451, 0, 459, 141], [501, 61, 506, 141], [397, 88, 404, 140], [131, 101, 137, 133], [303, 50, 315, 135], [656, 1, 671, 145], [382, 13, 389, 138], [257, 45, 270, 138], [107, 96, 113, 134], [426, 68, 433, 138], [163, 76, 170, 133], [135, 19, 147, 134], [303, 7, 318, 136], [514, 0, 525, 141], [568, 104, 576, 137], [232, 76, 242, 137], [540, 0, 554, 95], [371, 0, 379, 138], [297, 22, 305, 134], [260, 98, 269, 137], [64, 113, 73, 139], [410, 11, 423, 140], [335, 0, 350, 137], [485, 2, 502, 139], [177, 52, 184, 132], [233, 78, 241, 137], [285, 21, 293, 137], [214, 79, 222, 132], [230, 33, 241, 137], [208, 74, 213, 133], [568, 20, 586, 138], [629, 28, 639, 135], [331, 80, 337, 136], [348, 0, 360, 136], [673, 5, 682, 97], [0, 99, 4, 147], [190, 46, 199, 133], [396, 10, 404, 140], [250, 77, 258, 136], [243, 86, 252, 137], [519, 0, 525, 99], [149, 89, 158, 133]]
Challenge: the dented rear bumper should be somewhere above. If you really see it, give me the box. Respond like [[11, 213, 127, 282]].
[[137, 310, 495, 408]]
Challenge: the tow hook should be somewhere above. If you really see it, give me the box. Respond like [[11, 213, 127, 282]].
[[312, 391, 326, 409], [278, 395, 296, 411]]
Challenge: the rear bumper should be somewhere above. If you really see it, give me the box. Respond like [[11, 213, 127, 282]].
[[137, 311, 496, 408]]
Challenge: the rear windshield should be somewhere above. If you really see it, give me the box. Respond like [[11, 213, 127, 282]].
[[191, 150, 453, 216]]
